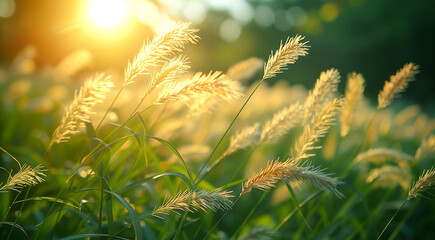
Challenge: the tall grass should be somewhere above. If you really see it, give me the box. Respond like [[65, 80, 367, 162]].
[[0, 21, 434, 239]]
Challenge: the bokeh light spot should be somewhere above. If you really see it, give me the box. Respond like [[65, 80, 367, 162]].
[[274, 10, 294, 31], [288, 6, 307, 28], [229, 0, 254, 25], [204, 0, 233, 10], [320, 2, 340, 22], [254, 5, 275, 27], [304, 11, 323, 34], [158, 0, 185, 16], [219, 19, 242, 42], [183, 0, 207, 24], [135, 1, 161, 26], [0, 0, 15, 18]]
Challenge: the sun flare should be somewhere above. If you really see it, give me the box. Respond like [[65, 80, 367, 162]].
[[88, 0, 129, 29]]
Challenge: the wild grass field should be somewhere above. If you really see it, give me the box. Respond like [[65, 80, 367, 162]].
[[0, 21, 434, 239]]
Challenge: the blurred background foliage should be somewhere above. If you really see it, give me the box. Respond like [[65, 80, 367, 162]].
[[0, 0, 434, 107]]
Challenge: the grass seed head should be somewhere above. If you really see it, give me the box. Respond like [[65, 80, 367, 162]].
[[378, 63, 419, 110], [263, 35, 309, 80]]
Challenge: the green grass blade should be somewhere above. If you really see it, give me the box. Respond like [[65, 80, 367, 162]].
[[117, 172, 194, 194], [342, 182, 369, 212], [219, 178, 248, 190], [230, 190, 269, 239], [0, 221, 29, 239], [143, 134, 194, 185], [59, 233, 129, 240], [275, 190, 323, 230], [104, 190, 143, 240], [14, 197, 79, 210], [285, 182, 312, 231]]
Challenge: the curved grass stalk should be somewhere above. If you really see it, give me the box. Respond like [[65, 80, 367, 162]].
[[274, 190, 323, 230], [194, 78, 266, 184], [6, 188, 30, 240], [230, 190, 269, 240], [388, 199, 418, 240], [68, 133, 196, 186], [285, 182, 312, 231], [202, 195, 241, 240], [377, 200, 407, 240], [195, 35, 308, 184]]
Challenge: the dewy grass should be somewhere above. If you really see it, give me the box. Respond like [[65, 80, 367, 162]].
[[1, 20, 434, 240]]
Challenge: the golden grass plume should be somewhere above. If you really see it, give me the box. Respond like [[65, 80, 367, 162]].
[[227, 57, 264, 82], [378, 63, 419, 110], [288, 163, 344, 198], [152, 189, 233, 218], [354, 148, 413, 167], [49, 73, 114, 148], [0, 164, 46, 192], [221, 122, 261, 159], [124, 21, 199, 86], [415, 134, 435, 160], [145, 54, 190, 96], [366, 165, 411, 190], [292, 98, 342, 163], [260, 102, 303, 144], [407, 166, 435, 200], [154, 71, 242, 105], [304, 68, 341, 123], [218, 102, 302, 161], [263, 35, 309, 80], [242, 158, 294, 195], [241, 158, 343, 198], [340, 72, 365, 137], [55, 50, 93, 78]]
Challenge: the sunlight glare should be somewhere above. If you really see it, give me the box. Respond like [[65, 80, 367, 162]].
[[89, 0, 129, 29]]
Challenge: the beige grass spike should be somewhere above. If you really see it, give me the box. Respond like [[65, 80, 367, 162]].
[[260, 102, 303, 144], [415, 134, 435, 160], [152, 189, 233, 218], [227, 57, 264, 82], [124, 22, 199, 86], [263, 35, 309, 80], [378, 63, 419, 110], [145, 55, 190, 96], [304, 68, 341, 123], [340, 72, 365, 137], [408, 166, 435, 200], [155, 71, 242, 105], [0, 165, 46, 192], [292, 98, 343, 163], [49, 73, 114, 148]]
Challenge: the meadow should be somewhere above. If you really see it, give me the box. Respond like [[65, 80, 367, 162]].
[[0, 21, 434, 239]]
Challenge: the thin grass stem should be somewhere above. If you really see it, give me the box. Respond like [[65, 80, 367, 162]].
[[285, 182, 312, 231], [377, 200, 408, 240], [6, 187, 30, 240], [388, 199, 418, 240], [230, 190, 268, 239], [195, 78, 266, 184], [202, 196, 241, 240], [95, 87, 124, 131], [174, 211, 189, 240], [275, 190, 322, 231]]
